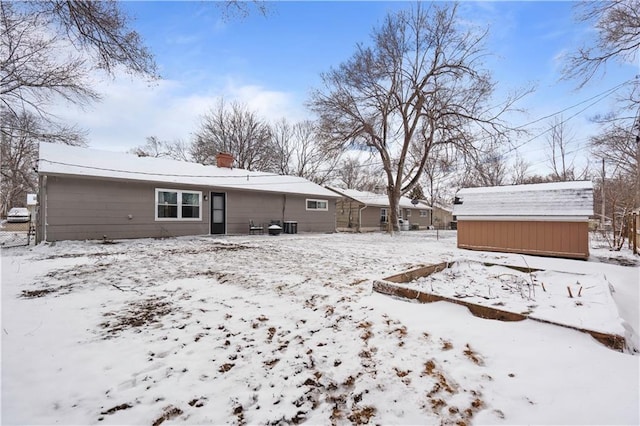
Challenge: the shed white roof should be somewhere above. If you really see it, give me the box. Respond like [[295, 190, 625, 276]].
[[453, 181, 594, 218], [38, 143, 339, 198], [327, 187, 431, 210]]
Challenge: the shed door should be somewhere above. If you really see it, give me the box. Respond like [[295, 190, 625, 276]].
[[211, 192, 226, 234]]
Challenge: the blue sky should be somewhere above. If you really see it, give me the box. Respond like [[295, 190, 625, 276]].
[[56, 1, 638, 175]]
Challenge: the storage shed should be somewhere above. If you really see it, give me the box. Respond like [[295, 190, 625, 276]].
[[453, 181, 594, 260]]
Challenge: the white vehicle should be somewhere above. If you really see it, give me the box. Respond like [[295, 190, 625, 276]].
[[7, 207, 31, 223]]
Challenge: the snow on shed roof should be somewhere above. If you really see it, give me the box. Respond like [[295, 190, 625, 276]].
[[327, 187, 431, 210], [38, 143, 339, 198], [453, 181, 594, 218]]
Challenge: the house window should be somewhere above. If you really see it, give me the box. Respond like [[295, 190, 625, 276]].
[[306, 199, 328, 211], [156, 189, 202, 220], [380, 208, 388, 223], [420, 210, 428, 217], [406, 209, 411, 218]]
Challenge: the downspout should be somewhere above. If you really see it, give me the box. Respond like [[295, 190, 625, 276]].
[[358, 204, 367, 233], [41, 175, 47, 243], [282, 194, 286, 224]]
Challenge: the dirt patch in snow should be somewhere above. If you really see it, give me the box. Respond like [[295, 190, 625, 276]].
[[100, 297, 174, 337]]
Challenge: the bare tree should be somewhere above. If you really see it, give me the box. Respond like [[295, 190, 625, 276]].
[[591, 120, 639, 239], [0, 107, 84, 216], [219, 0, 270, 19], [335, 157, 385, 192], [591, 123, 639, 181], [459, 136, 510, 188], [272, 119, 342, 184], [271, 118, 295, 175], [130, 136, 191, 161], [1, 0, 159, 211], [191, 99, 274, 171], [545, 116, 583, 181], [1, 1, 157, 121], [511, 152, 532, 185], [563, 0, 640, 89], [594, 172, 636, 250], [563, 0, 639, 217], [422, 144, 454, 207], [309, 3, 524, 232]]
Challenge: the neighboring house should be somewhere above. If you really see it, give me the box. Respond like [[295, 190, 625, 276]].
[[431, 203, 454, 230], [36, 143, 339, 242], [452, 181, 594, 260], [327, 187, 432, 232]]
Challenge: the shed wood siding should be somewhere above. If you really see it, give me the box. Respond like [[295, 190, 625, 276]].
[[43, 176, 209, 241], [457, 220, 590, 260]]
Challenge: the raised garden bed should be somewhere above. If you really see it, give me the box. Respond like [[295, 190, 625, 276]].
[[373, 261, 626, 351]]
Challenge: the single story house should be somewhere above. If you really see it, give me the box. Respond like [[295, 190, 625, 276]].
[[327, 187, 432, 232], [36, 143, 339, 242], [431, 202, 454, 230], [452, 181, 594, 260]]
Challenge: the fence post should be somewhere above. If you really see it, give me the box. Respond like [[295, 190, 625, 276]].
[[634, 213, 638, 255]]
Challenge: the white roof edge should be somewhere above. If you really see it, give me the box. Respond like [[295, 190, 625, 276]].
[[456, 215, 591, 222], [457, 180, 593, 195], [327, 186, 431, 209]]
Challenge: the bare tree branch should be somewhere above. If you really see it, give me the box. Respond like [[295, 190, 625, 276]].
[[309, 3, 528, 232], [563, 0, 640, 89]]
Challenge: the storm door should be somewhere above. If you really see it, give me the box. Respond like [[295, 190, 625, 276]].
[[211, 192, 226, 234]]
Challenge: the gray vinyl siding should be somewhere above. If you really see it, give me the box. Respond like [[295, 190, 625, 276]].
[[361, 206, 431, 230], [42, 176, 209, 241], [334, 198, 432, 232], [39, 175, 336, 241], [405, 208, 431, 229], [432, 207, 453, 229], [360, 207, 385, 230], [224, 191, 336, 234]]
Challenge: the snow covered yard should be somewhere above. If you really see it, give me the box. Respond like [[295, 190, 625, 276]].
[[1, 231, 638, 425]]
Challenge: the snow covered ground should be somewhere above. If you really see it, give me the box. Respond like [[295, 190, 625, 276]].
[[1, 231, 639, 425]]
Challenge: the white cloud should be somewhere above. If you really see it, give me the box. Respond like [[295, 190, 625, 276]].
[[50, 74, 310, 153], [223, 80, 310, 123]]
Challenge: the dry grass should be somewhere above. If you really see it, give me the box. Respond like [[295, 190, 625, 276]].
[[463, 344, 484, 365], [151, 405, 183, 426], [347, 406, 376, 424]]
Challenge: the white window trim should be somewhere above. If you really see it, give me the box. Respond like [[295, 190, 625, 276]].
[[155, 188, 202, 221], [406, 209, 412, 217], [380, 208, 388, 222], [420, 210, 428, 217], [306, 198, 329, 211]]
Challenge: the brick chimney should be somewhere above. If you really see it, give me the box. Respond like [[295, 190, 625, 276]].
[[216, 152, 234, 168]]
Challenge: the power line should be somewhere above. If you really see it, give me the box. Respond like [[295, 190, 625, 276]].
[[501, 80, 629, 157]]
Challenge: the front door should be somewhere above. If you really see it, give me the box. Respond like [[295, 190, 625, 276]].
[[211, 192, 226, 234]]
